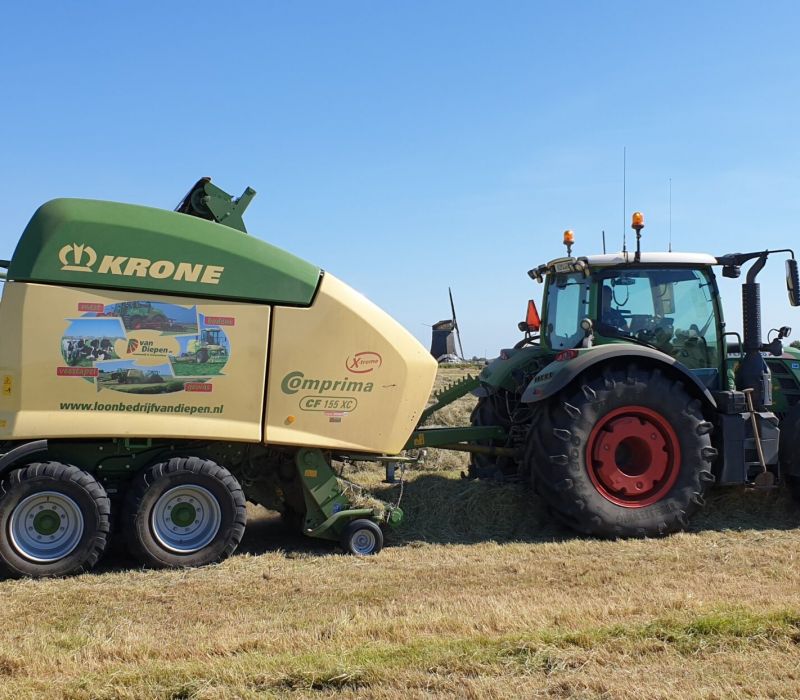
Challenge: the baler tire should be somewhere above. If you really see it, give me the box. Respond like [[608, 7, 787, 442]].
[[340, 519, 383, 556], [526, 365, 716, 538], [469, 392, 515, 479], [0, 462, 110, 578], [123, 457, 246, 569]]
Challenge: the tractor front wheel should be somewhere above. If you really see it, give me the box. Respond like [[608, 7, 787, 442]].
[[468, 392, 517, 479], [527, 366, 717, 538], [777, 405, 800, 503]]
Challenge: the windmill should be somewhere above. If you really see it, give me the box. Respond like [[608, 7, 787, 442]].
[[429, 287, 465, 362]]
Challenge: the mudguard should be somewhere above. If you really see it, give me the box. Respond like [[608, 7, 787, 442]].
[[0, 440, 48, 479], [520, 344, 717, 407], [474, 346, 549, 397]]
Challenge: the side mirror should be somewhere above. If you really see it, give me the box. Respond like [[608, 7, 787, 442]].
[[786, 259, 800, 307], [525, 299, 541, 332]]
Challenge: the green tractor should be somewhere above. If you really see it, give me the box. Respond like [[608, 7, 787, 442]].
[[186, 328, 228, 364], [113, 368, 165, 384], [420, 215, 800, 538], [112, 301, 172, 331]]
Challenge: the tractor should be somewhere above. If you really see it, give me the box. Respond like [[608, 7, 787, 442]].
[[114, 368, 165, 384], [187, 328, 228, 364], [410, 214, 800, 538], [112, 301, 172, 331]]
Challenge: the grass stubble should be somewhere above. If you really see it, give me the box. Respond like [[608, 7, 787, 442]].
[[1, 366, 799, 699]]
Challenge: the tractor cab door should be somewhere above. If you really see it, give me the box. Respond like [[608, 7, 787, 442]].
[[595, 267, 724, 389]]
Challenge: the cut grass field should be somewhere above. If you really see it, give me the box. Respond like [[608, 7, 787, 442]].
[[2, 366, 800, 699]]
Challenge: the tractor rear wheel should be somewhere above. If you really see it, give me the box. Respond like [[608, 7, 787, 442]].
[[0, 462, 110, 578], [123, 457, 246, 568], [468, 392, 516, 479], [526, 366, 717, 538]]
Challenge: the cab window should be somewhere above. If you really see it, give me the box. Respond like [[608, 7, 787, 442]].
[[597, 268, 720, 374], [546, 272, 590, 349]]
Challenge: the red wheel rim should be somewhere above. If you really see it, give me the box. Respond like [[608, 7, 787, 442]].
[[586, 405, 681, 508]]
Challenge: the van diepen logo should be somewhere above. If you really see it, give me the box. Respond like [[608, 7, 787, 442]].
[[58, 242, 225, 285]]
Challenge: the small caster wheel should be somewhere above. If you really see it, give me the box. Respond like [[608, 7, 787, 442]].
[[340, 519, 383, 556]]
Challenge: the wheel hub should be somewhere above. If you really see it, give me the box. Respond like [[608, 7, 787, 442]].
[[587, 406, 681, 508], [8, 491, 85, 562], [351, 529, 376, 555], [151, 485, 222, 554]]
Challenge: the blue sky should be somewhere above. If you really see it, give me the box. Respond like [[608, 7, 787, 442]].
[[3, 2, 800, 356], [64, 318, 126, 339]]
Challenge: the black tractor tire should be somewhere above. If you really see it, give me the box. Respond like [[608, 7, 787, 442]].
[[786, 476, 800, 502], [196, 349, 209, 364], [778, 404, 800, 502], [526, 365, 717, 538], [123, 457, 246, 568], [0, 462, 110, 578], [468, 392, 516, 479], [340, 518, 383, 555]]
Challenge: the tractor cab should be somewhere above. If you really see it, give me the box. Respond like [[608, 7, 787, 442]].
[[537, 252, 725, 389]]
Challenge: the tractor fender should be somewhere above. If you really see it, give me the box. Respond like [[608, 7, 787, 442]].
[[473, 345, 548, 397], [0, 440, 49, 480], [520, 345, 717, 408]]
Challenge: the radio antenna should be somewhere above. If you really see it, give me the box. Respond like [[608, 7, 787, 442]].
[[622, 147, 627, 254], [602, 229, 606, 254], [668, 178, 673, 252]]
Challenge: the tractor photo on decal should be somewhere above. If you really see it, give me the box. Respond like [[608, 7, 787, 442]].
[[113, 368, 165, 384], [112, 301, 171, 331], [187, 328, 228, 364], [170, 326, 230, 376], [96, 360, 188, 394], [100, 301, 199, 335]]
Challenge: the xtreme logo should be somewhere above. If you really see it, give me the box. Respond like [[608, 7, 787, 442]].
[[58, 243, 225, 285]]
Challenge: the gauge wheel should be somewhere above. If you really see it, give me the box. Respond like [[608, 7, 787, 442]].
[[340, 518, 383, 556], [0, 462, 110, 578], [123, 457, 246, 568], [527, 365, 717, 538]]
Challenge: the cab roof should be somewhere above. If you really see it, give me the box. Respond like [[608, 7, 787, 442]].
[[584, 251, 718, 267]]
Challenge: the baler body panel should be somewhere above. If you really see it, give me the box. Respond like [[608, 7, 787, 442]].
[[9, 199, 321, 305], [265, 273, 437, 454], [0, 282, 269, 441]]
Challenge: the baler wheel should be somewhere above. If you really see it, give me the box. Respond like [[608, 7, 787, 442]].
[[527, 366, 716, 538], [0, 462, 110, 578], [340, 518, 383, 556], [123, 457, 246, 568]]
